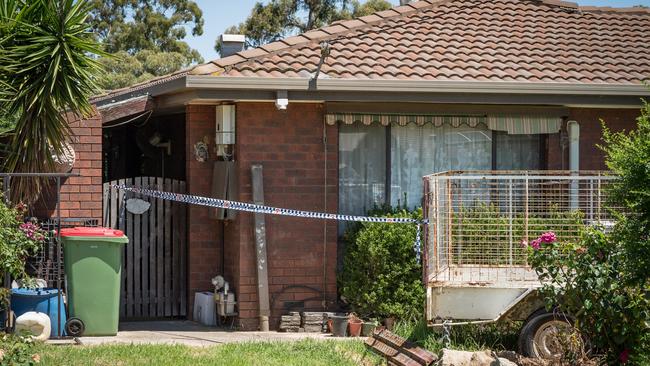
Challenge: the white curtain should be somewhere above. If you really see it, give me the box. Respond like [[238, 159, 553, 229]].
[[338, 124, 386, 216], [496, 133, 541, 170], [390, 124, 492, 209]]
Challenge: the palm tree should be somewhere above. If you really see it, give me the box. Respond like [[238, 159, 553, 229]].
[[0, 0, 105, 202]]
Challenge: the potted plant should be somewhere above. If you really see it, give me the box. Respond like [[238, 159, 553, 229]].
[[347, 313, 363, 337]]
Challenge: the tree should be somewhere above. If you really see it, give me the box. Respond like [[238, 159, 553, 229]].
[[88, 0, 205, 90], [217, 0, 393, 52], [0, 0, 104, 202]]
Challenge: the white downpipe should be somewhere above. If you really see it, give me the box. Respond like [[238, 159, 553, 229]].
[[567, 121, 580, 210]]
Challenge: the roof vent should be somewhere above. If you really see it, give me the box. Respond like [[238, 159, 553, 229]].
[[399, 0, 414, 4], [219, 34, 245, 58]]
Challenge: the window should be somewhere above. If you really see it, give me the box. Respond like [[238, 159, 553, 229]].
[[339, 123, 544, 215]]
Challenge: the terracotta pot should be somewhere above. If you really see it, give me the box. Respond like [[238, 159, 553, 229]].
[[348, 319, 363, 337]]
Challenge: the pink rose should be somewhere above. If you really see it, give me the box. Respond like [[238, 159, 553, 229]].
[[530, 239, 542, 250], [540, 232, 557, 243]]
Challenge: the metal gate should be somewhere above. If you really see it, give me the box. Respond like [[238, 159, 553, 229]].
[[103, 177, 187, 319]]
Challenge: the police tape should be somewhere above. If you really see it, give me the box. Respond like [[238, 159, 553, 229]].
[[113, 184, 427, 261]]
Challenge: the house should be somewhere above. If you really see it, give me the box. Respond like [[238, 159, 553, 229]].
[[52, 0, 649, 330]]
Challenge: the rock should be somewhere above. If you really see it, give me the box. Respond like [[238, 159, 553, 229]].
[[437, 349, 517, 366], [496, 351, 550, 366]]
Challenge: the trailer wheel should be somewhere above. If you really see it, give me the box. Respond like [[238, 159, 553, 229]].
[[518, 311, 582, 360], [65, 318, 85, 337]]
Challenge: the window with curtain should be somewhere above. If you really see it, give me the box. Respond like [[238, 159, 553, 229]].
[[338, 124, 386, 216], [495, 132, 541, 170], [338, 122, 544, 216], [390, 124, 492, 209]]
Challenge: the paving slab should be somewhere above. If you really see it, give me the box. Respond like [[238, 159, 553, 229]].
[[73, 321, 353, 347]]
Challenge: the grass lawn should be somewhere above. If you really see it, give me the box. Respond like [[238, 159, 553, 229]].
[[38, 339, 382, 366]]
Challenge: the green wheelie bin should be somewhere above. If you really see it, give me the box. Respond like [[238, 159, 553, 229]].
[[60, 227, 128, 336]]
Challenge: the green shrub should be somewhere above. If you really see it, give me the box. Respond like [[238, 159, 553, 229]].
[[0, 201, 43, 307], [0, 333, 40, 365], [338, 208, 424, 320], [528, 102, 650, 364]]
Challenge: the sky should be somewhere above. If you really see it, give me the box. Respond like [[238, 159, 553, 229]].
[[187, 0, 650, 62]]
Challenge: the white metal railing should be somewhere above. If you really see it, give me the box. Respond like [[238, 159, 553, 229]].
[[423, 171, 617, 286]]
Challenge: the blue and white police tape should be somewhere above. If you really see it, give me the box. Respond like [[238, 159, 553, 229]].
[[112, 184, 427, 261]]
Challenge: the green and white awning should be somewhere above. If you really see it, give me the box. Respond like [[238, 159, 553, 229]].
[[487, 115, 562, 135], [325, 113, 486, 127], [325, 113, 562, 134]]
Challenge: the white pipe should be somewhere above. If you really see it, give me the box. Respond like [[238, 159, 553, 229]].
[[567, 121, 580, 210]]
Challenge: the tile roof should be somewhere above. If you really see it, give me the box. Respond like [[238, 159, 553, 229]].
[[192, 0, 650, 85]]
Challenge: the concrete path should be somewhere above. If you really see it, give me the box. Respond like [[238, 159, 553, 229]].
[[74, 321, 349, 347]]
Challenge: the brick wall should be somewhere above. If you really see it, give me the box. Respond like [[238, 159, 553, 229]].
[[34, 110, 103, 221], [185, 105, 224, 315], [546, 108, 641, 170], [227, 102, 338, 330]]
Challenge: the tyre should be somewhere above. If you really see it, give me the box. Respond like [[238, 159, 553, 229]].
[[65, 317, 85, 337], [518, 311, 583, 360]]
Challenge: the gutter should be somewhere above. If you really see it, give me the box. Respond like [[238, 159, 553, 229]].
[[185, 76, 650, 96], [94, 75, 650, 108]]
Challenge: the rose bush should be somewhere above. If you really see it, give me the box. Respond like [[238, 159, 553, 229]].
[[527, 101, 650, 364], [0, 201, 44, 307]]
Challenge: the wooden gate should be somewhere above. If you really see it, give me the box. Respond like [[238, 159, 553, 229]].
[[103, 177, 187, 319]]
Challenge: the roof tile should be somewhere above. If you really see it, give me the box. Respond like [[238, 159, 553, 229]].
[[105, 0, 650, 100]]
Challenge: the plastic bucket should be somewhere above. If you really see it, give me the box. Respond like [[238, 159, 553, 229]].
[[361, 321, 377, 336], [330, 315, 348, 337], [10, 288, 67, 337]]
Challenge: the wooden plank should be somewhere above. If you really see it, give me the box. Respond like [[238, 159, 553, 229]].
[[163, 178, 172, 316], [98, 95, 153, 124], [149, 177, 158, 317], [102, 183, 109, 227], [117, 179, 126, 318], [251, 164, 271, 330], [110, 180, 118, 228], [179, 180, 187, 317], [156, 177, 164, 317], [366, 329, 438, 366], [141, 177, 150, 319], [126, 177, 134, 318], [133, 177, 142, 318], [171, 179, 180, 316]]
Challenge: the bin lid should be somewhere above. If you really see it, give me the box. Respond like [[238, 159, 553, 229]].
[[59, 227, 125, 238]]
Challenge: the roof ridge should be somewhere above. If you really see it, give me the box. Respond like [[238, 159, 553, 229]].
[[190, 0, 454, 76], [534, 0, 650, 13]]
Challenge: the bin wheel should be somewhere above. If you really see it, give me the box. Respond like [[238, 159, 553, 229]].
[[65, 318, 85, 337], [518, 311, 584, 360]]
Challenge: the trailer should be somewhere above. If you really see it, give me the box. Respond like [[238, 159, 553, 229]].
[[422, 171, 616, 360]]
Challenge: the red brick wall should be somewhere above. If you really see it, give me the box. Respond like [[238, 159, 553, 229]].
[[34, 110, 103, 220], [546, 108, 641, 170], [185, 105, 224, 315], [227, 102, 338, 330]]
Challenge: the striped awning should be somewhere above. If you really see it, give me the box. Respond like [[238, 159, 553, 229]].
[[487, 115, 562, 135], [325, 112, 562, 134], [325, 113, 486, 127]]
